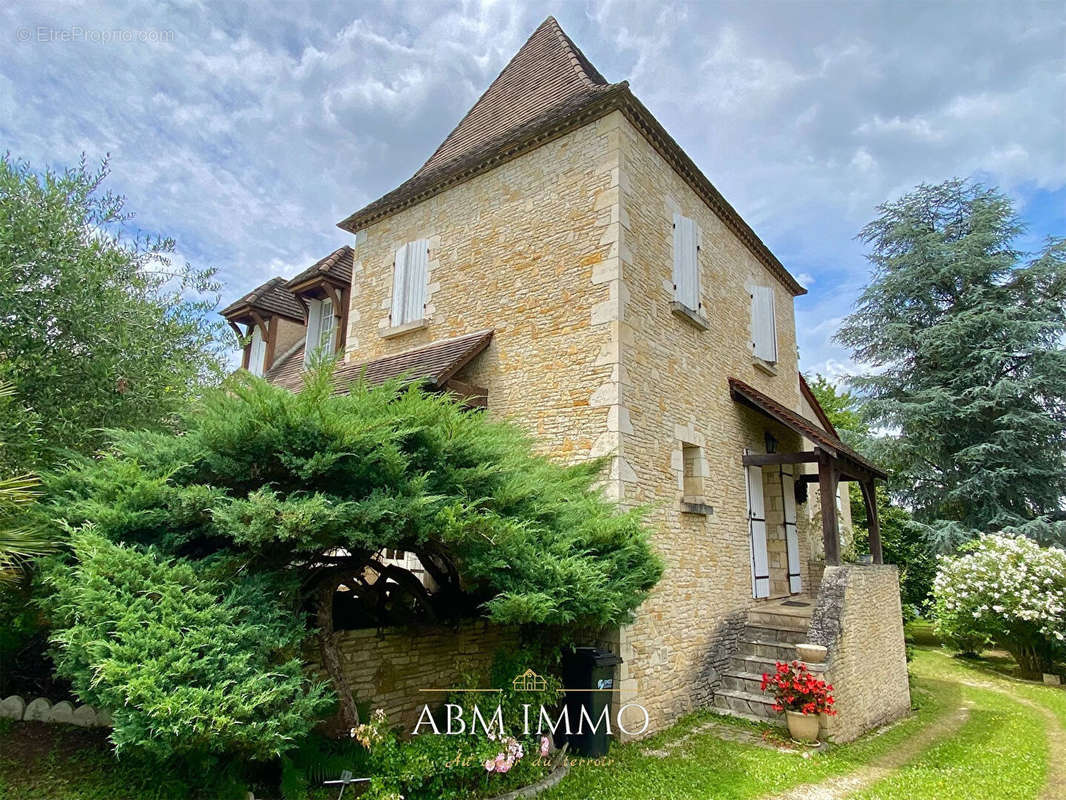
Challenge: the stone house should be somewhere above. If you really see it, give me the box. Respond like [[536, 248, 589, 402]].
[[222, 17, 909, 742]]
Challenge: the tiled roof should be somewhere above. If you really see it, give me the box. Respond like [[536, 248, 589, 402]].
[[286, 245, 354, 290], [414, 17, 611, 177], [728, 377, 887, 478], [271, 330, 494, 394], [221, 276, 305, 322], [264, 340, 305, 386], [336, 17, 805, 297]]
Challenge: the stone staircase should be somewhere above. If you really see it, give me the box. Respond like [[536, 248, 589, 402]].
[[713, 599, 824, 724]]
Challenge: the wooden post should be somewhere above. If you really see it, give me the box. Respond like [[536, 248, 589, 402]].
[[861, 481, 883, 564], [818, 450, 840, 566]]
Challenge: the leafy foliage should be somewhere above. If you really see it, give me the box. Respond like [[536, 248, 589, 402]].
[[39, 368, 660, 763], [931, 534, 1066, 674], [43, 368, 662, 629], [835, 179, 1066, 549], [0, 381, 50, 582], [42, 528, 333, 762], [0, 154, 228, 471], [804, 375, 936, 610]]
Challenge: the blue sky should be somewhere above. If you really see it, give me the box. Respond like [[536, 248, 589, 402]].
[[2, 0, 1063, 378]]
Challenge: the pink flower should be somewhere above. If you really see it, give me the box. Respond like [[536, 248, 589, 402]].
[[540, 736, 551, 758], [484, 759, 496, 772], [495, 754, 512, 773]]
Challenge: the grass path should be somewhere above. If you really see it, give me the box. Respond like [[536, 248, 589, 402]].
[[754, 700, 973, 800], [543, 646, 1063, 800]]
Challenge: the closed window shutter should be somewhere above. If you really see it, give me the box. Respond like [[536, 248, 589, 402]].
[[672, 214, 700, 310], [746, 464, 770, 598], [303, 299, 322, 365], [751, 285, 777, 362], [249, 324, 267, 377], [404, 238, 428, 324], [391, 243, 409, 324]]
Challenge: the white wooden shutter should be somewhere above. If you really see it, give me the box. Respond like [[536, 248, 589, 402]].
[[751, 285, 777, 362], [672, 214, 700, 310], [404, 238, 428, 324], [781, 465, 802, 594], [746, 464, 771, 598], [248, 325, 267, 377], [390, 243, 409, 324], [303, 298, 322, 365]]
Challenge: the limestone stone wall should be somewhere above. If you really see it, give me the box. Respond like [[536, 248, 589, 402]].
[[342, 116, 620, 465], [603, 113, 819, 735], [307, 622, 519, 734], [807, 565, 911, 742]]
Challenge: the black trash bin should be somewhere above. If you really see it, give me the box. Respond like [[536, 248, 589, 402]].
[[561, 646, 622, 758]]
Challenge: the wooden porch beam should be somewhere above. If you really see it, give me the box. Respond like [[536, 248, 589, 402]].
[[742, 451, 819, 466], [860, 480, 883, 564], [818, 450, 840, 566]]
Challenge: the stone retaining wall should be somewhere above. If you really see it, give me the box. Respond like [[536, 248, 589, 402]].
[[306, 621, 521, 734], [807, 564, 911, 742]]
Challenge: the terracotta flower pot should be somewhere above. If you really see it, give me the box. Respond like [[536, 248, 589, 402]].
[[785, 710, 821, 743]]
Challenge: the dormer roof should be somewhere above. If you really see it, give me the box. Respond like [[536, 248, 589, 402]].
[[337, 17, 805, 296], [286, 245, 354, 293], [221, 276, 305, 323]]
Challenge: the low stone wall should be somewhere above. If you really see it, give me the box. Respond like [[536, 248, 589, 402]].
[[807, 564, 911, 742], [307, 621, 521, 734], [0, 695, 111, 728]]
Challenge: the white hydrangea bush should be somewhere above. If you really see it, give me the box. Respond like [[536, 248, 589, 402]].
[[932, 534, 1066, 674]]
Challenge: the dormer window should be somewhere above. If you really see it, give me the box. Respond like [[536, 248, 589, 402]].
[[220, 276, 306, 380]]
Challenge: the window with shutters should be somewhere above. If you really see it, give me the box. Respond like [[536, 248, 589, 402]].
[[672, 213, 701, 312], [391, 239, 429, 327], [750, 285, 778, 364]]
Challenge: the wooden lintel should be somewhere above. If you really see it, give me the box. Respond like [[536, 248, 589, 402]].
[[248, 310, 268, 335], [742, 451, 819, 466]]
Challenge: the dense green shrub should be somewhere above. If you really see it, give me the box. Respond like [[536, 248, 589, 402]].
[[39, 368, 661, 770], [931, 534, 1066, 673], [42, 528, 333, 761]]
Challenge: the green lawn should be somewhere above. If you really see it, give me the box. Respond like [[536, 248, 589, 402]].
[[0, 637, 1061, 800]]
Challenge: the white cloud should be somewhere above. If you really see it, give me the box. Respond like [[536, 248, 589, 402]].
[[1, 0, 1061, 376]]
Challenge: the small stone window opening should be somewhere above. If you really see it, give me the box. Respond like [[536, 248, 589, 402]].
[[680, 444, 714, 516], [682, 443, 704, 499]]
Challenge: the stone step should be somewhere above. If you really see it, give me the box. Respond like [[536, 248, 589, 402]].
[[737, 637, 797, 661], [732, 654, 828, 675], [742, 624, 808, 645], [712, 688, 780, 720], [747, 610, 810, 632], [721, 670, 769, 695]]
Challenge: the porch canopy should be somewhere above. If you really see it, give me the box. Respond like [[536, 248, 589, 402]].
[[728, 377, 888, 566]]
